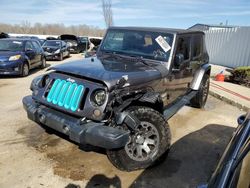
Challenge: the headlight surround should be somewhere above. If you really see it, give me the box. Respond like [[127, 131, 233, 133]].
[[9, 55, 21, 61], [92, 90, 106, 106], [54, 49, 60, 54]]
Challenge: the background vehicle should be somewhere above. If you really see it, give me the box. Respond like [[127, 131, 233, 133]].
[[59, 34, 84, 53], [38, 39, 46, 46], [79, 36, 102, 52], [0, 32, 9, 39], [23, 27, 210, 171], [42, 40, 70, 61], [0, 38, 46, 76], [198, 113, 250, 188]]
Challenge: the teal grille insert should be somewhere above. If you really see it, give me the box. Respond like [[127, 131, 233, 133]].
[[46, 79, 84, 112]]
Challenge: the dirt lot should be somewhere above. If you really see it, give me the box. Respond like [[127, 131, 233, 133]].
[[0, 54, 244, 188]]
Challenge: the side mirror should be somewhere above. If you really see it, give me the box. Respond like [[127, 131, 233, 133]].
[[174, 53, 184, 67], [237, 115, 246, 125], [26, 48, 33, 52]]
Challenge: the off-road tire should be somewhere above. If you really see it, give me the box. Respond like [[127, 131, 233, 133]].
[[190, 74, 210, 108], [21, 63, 29, 77], [107, 106, 171, 171], [40, 57, 46, 69]]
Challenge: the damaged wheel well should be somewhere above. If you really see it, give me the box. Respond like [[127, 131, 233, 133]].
[[124, 100, 164, 114]]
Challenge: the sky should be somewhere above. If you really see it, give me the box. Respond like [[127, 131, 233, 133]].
[[0, 0, 250, 29]]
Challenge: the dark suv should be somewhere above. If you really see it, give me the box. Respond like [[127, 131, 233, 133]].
[[23, 27, 210, 171]]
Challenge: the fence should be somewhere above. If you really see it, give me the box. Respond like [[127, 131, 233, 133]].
[[204, 27, 250, 68]]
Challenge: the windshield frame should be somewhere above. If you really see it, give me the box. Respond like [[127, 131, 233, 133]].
[[99, 29, 175, 64]]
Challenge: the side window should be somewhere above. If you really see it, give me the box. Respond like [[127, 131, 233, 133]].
[[62, 41, 66, 47], [25, 41, 35, 51], [176, 36, 191, 60], [31, 41, 41, 52], [192, 35, 202, 59]]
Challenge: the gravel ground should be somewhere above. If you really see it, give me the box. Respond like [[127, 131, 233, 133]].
[[0, 54, 244, 188]]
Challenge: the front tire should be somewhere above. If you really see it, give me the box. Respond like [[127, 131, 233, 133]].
[[107, 107, 171, 171], [58, 53, 63, 61], [40, 57, 46, 69], [190, 74, 210, 108], [21, 63, 29, 77]]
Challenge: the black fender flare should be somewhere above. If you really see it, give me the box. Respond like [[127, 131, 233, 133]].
[[190, 64, 211, 90]]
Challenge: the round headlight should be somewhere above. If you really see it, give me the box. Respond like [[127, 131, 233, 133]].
[[93, 90, 106, 106]]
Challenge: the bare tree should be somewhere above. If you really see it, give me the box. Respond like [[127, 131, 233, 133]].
[[0, 22, 106, 37], [102, 0, 113, 28]]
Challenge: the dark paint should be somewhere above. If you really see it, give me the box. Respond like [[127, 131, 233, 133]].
[[199, 113, 250, 188], [0, 39, 45, 75]]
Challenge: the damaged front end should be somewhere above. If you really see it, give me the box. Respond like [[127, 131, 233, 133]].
[[23, 72, 134, 149]]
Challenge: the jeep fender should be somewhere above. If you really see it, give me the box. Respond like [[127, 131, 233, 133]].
[[190, 64, 211, 90]]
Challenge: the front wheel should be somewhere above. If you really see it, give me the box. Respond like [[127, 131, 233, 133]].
[[40, 57, 46, 69], [107, 107, 171, 171], [190, 74, 210, 108], [21, 63, 29, 77], [58, 53, 63, 61]]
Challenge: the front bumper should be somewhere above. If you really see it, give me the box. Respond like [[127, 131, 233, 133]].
[[0, 61, 22, 75], [44, 52, 60, 60], [22, 96, 129, 149]]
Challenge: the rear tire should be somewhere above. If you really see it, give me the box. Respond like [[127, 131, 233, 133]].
[[21, 63, 29, 77], [107, 107, 171, 171], [190, 74, 210, 108]]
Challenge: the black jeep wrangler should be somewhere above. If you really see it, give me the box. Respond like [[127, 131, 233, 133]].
[[23, 27, 210, 171]]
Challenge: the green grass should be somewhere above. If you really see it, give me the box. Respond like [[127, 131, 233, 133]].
[[234, 66, 250, 77]]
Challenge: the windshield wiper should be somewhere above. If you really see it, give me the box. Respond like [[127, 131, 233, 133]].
[[102, 51, 151, 66]]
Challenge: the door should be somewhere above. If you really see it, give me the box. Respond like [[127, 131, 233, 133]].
[[25, 41, 36, 68], [167, 35, 192, 103], [31, 41, 42, 66], [190, 34, 203, 75]]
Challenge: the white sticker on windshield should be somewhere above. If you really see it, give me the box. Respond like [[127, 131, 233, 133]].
[[155, 36, 171, 52], [13, 41, 22, 44]]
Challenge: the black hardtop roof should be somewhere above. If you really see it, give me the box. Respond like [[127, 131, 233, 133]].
[[109, 26, 204, 35]]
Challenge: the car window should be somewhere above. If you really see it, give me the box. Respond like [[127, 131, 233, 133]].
[[31, 41, 41, 52], [192, 35, 202, 58], [176, 36, 191, 60], [62, 41, 66, 47], [25, 41, 35, 51], [101, 29, 174, 62]]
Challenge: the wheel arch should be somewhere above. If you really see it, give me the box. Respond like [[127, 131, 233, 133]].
[[190, 64, 211, 90], [124, 92, 164, 114]]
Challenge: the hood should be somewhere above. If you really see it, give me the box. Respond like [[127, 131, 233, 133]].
[[59, 34, 77, 41], [48, 57, 165, 90], [0, 51, 22, 61]]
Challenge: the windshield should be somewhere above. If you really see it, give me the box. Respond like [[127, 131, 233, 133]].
[[100, 29, 174, 62], [79, 37, 88, 43], [0, 40, 23, 51], [43, 40, 61, 47]]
